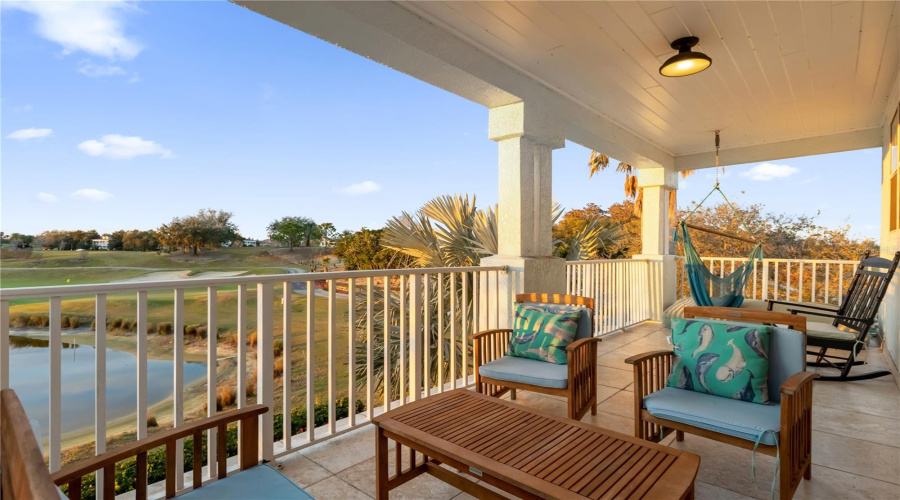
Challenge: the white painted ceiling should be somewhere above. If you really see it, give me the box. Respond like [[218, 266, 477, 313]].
[[401, 1, 900, 156]]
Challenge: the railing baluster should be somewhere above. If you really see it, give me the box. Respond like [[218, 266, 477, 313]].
[[366, 277, 374, 420], [283, 281, 293, 449], [409, 274, 422, 402], [437, 273, 444, 391], [257, 282, 274, 461], [347, 278, 356, 426], [137, 290, 149, 443], [95, 294, 107, 499], [812, 263, 818, 303], [825, 263, 831, 304], [49, 296, 61, 472], [838, 264, 845, 306], [383, 277, 391, 411], [174, 288, 185, 490], [399, 275, 407, 404], [327, 280, 336, 433], [306, 280, 316, 441], [1, 300, 8, 391], [450, 272, 457, 390], [206, 286, 216, 478], [461, 272, 469, 386], [423, 274, 431, 397]]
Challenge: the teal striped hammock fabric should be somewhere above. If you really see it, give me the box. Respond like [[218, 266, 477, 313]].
[[676, 220, 763, 308]]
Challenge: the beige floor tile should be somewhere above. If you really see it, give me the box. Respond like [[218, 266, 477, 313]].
[[337, 457, 461, 500], [304, 476, 372, 499], [300, 426, 378, 474], [812, 405, 900, 446], [813, 382, 900, 419], [275, 452, 334, 487], [813, 378, 900, 402], [595, 384, 620, 404], [609, 341, 659, 356], [598, 365, 634, 389], [811, 430, 900, 484], [596, 390, 634, 419], [581, 410, 634, 435], [597, 351, 632, 369], [793, 464, 900, 499], [694, 480, 756, 500]]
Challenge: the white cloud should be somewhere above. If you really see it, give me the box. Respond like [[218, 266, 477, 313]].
[[4, 0, 142, 60], [740, 162, 799, 181], [78, 134, 172, 160], [37, 192, 58, 203], [7, 128, 53, 140], [71, 189, 113, 201], [77, 60, 127, 77], [339, 181, 381, 195]]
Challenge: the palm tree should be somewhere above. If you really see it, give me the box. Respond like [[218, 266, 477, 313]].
[[353, 194, 623, 399], [588, 151, 694, 218]]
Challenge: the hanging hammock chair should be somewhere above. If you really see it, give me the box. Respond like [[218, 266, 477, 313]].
[[675, 132, 762, 308]]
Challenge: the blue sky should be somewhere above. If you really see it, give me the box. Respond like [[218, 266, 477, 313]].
[[1, 1, 882, 241]]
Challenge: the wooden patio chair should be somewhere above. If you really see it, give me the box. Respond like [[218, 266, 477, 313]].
[[470, 293, 601, 420], [626, 307, 817, 500], [0, 388, 311, 500], [767, 251, 900, 381]]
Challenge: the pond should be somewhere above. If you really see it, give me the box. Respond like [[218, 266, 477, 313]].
[[9, 335, 206, 436]]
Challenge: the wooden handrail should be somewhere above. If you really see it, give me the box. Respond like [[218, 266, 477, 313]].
[[50, 404, 267, 499], [683, 306, 807, 333], [1, 389, 62, 500]]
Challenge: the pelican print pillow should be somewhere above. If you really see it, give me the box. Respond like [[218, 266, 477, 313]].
[[666, 319, 772, 404], [507, 304, 580, 365]]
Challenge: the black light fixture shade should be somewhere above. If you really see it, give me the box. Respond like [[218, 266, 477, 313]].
[[659, 36, 712, 77]]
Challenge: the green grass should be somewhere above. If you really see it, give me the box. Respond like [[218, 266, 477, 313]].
[[0, 268, 152, 288]]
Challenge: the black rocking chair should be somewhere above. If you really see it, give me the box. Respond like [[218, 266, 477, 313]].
[[768, 251, 900, 382]]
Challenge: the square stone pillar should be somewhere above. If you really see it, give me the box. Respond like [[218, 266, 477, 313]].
[[634, 166, 679, 321], [481, 102, 566, 328]]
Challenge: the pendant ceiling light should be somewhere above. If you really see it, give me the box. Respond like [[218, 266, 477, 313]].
[[659, 36, 712, 77]]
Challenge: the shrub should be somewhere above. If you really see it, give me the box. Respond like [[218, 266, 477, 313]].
[[39, 316, 50, 327], [245, 375, 257, 399], [196, 326, 208, 339], [10, 314, 28, 328], [157, 322, 173, 335], [60, 316, 71, 329], [28, 315, 43, 327], [147, 414, 158, 428], [274, 338, 284, 357], [111, 318, 124, 330], [248, 332, 258, 347], [147, 322, 156, 334], [274, 357, 284, 377], [216, 386, 237, 411], [185, 324, 198, 336], [91, 319, 96, 330], [69, 316, 80, 329]]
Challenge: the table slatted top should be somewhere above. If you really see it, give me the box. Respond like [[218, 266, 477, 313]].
[[375, 390, 699, 500]]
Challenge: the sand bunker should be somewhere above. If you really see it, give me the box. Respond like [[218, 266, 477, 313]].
[[114, 270, 246, 282]]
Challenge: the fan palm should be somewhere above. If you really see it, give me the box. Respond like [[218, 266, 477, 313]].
[[354, 194, 624, 399], [588, 151, 695, 219]]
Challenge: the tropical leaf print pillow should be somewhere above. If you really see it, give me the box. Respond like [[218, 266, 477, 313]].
[[667, 319, 772, 404], [507, 303, 580, 365]]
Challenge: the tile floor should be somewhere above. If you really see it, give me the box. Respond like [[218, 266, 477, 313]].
[[273, 322, 900, 499]]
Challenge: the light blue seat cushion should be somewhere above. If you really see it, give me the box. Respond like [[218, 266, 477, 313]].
[[479, 356, 568, 389], [644, 387, 781, 445], [179, 464, 313, 499]]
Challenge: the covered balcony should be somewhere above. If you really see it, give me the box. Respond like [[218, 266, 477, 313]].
[[2, 1, 899, 499]]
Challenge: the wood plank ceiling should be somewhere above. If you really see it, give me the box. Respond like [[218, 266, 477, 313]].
[[402, 1, 900, 156]]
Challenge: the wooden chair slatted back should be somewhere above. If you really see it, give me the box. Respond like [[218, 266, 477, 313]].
[[514, 293, 595, 333], [835, 251, 900, 333]]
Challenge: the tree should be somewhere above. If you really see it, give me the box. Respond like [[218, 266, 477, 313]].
[[553, 203, 625, 260], [267, 216, 319, 251], [157, 209, 238, 254], [334, 228, 409, 270], [318, 222, 336, 245], [587, 152, 694, 216]]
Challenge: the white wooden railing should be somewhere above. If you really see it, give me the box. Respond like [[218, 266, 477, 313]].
[[0, 265, 512, 496], [565, 259, 652, 335], [676, 257, 859, 306]]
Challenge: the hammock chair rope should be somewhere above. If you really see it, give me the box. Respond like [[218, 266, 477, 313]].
[[676, 131, 763, 308]]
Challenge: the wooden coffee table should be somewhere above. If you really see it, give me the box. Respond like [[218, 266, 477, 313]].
[[373, 389, 699, 499]]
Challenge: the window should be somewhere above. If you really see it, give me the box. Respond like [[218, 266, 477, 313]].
[[892, 106, 900, 231]]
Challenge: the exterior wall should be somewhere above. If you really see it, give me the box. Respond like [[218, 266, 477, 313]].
[[880, 73, 900, 382]]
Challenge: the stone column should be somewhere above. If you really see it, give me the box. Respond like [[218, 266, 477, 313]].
[[633, 166, 679, 322], [481, 101, 565, 328]]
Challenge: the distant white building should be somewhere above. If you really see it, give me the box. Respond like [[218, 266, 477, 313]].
[[92, 238, 109, 250], [243, 240, 260, 247]]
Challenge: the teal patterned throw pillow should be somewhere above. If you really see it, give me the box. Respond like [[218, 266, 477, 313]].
[[507, 303, 580, 365], [667, 319, 772, 404]]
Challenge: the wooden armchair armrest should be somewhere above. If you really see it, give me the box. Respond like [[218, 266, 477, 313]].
[[51, 404, 268, 500], [468, 328, 513, 341], [780, 372, 818, 396], [566, 337, 602, 352], [624, 350, 673, 365], [767, 299, 837, 312]]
